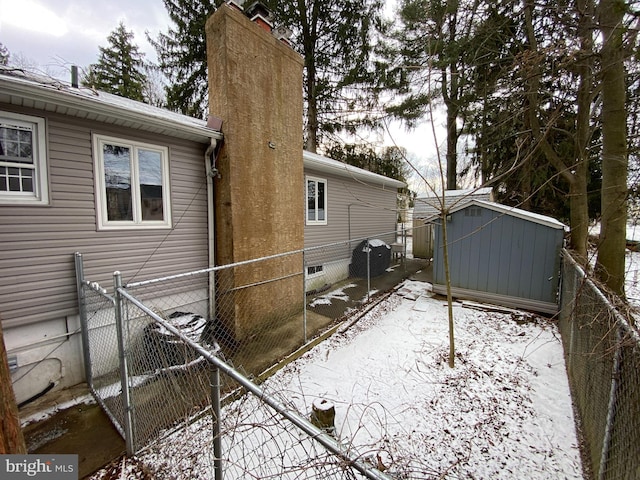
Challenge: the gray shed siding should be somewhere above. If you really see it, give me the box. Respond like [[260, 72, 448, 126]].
[[413, 188, 493, 259], [303, 167, 398, 251], [432, 205, 563, 312], [0, 105, 210, 329]]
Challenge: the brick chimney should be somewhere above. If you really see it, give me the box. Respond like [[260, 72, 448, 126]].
[[244, 2, 274, 32], [206, 5, 304, 341]]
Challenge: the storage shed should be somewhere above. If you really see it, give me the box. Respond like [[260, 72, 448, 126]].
[[413, 188, 493, 259], [430, 200, 565, 314]]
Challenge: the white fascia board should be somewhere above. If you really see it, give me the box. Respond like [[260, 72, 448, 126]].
[[0, 74, 223, 142], [303, 150, 406, 189], [464, 200, 566, 230]]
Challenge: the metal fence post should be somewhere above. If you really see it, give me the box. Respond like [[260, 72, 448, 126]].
[[114, 271, 135, 455], [366, 239, 371, 302], [74, 252, 93, 389], [302, 249, 308, 343], [211, 365, 223, 480], [598, 326, 623, 480]]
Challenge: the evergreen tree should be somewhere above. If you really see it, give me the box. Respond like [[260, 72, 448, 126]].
[[151, 0, 386, 145], [149, 0, 217, 118], [325, 143, 410, 183], [266, 0, 386, 152], [83, 22, 148, 102], [383, 0, 488, 190]]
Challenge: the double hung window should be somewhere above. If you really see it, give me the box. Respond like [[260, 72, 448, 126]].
[[0, 112, 48, 205], [93, 135, 171, 229], [306, 176, 327, 225]]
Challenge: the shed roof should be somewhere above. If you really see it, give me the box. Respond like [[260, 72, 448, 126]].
[[0, 66, 223, 143], [414, 187, 493, 218], [303, 150, 406, 189], [440, 199, 566, 230]]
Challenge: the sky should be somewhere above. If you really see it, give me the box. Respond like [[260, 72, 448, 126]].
[[0, 0, 444, 193], [0, 0, 169, 77]]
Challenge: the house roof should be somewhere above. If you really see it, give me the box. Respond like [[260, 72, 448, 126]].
[[414, 187, 493, 218], [432, 199, 566, 230], [303, 150, 406, 189], [0, 67, 407, 188], [0, 66, 223, 143]]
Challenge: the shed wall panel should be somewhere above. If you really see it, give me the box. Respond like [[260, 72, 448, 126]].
[[433, 204, 562, 311]]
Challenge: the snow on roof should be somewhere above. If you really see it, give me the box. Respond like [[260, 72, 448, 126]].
[[414, 187, 493, 217], [0, 66, 223, 143], [426, 199, 565, 230], [470, 200, 566, 229], [303, 150, 406, 189]]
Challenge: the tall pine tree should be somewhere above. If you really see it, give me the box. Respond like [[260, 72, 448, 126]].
[[149, 0, 217, 118], [266, 0, 386, 152], [83, 22, 148, 102], [151, 0, 386, 148]]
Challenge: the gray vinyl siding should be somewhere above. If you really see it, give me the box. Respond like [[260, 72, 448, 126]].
[[303, 167, 398, 251], [0, 106, 210, 328], [432, 205, 563, 310]]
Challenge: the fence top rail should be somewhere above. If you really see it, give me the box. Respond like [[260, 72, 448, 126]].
[[125, 229, 403, 289], [562, 249, 640, 344], [304, 228, 400, 253], [124, 247, 305, 288]]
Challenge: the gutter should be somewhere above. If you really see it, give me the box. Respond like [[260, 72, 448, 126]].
[[205, 138, 221, 320], [0, 77, 223, 143], [303, 151, 406, 190]]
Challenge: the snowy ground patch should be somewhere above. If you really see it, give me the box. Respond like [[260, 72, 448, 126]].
[[93, 279, 583, 479]]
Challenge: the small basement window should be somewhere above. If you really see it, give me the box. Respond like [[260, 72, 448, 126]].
[[93, 134, 172, 230], [0, 111, 49, 205], [307, 265, 324, 276]]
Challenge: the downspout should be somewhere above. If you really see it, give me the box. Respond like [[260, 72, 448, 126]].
[[205, 138, 219, 321]]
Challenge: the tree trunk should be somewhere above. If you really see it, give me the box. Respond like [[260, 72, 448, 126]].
[[522, 0, 540, 211], [444, 0, 459, 191], [0, 320, 26, 454], [570, 0, 596, 262], [596, 0, 628, 296], [445, 104, 458, 190], [441, 208, 455, 368]]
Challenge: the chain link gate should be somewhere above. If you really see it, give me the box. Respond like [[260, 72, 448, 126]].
[[75, 230, 423, 479]]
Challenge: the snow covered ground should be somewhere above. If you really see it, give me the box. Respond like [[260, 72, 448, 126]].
[[93, 278, 584, 479]]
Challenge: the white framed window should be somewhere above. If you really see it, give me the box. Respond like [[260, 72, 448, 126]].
[[306, 176, 327, 225], [0, 112, 49, 205], [93, 134, 172, 230]]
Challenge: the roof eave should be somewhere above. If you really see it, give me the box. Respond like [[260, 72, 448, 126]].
[[0, 78, 223, 143], [303, 150, 406, 189]]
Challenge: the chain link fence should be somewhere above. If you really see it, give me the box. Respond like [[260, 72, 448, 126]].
[[77, 230, 427, 478], [558, 250, 640, 480]]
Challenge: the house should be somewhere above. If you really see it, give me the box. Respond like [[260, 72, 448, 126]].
[[412, 187, 493, 259], [429, 199, 565, 314], [302, 150, 405, 290], [0, 65, 223, 404], [0, 5, 403, 404]]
